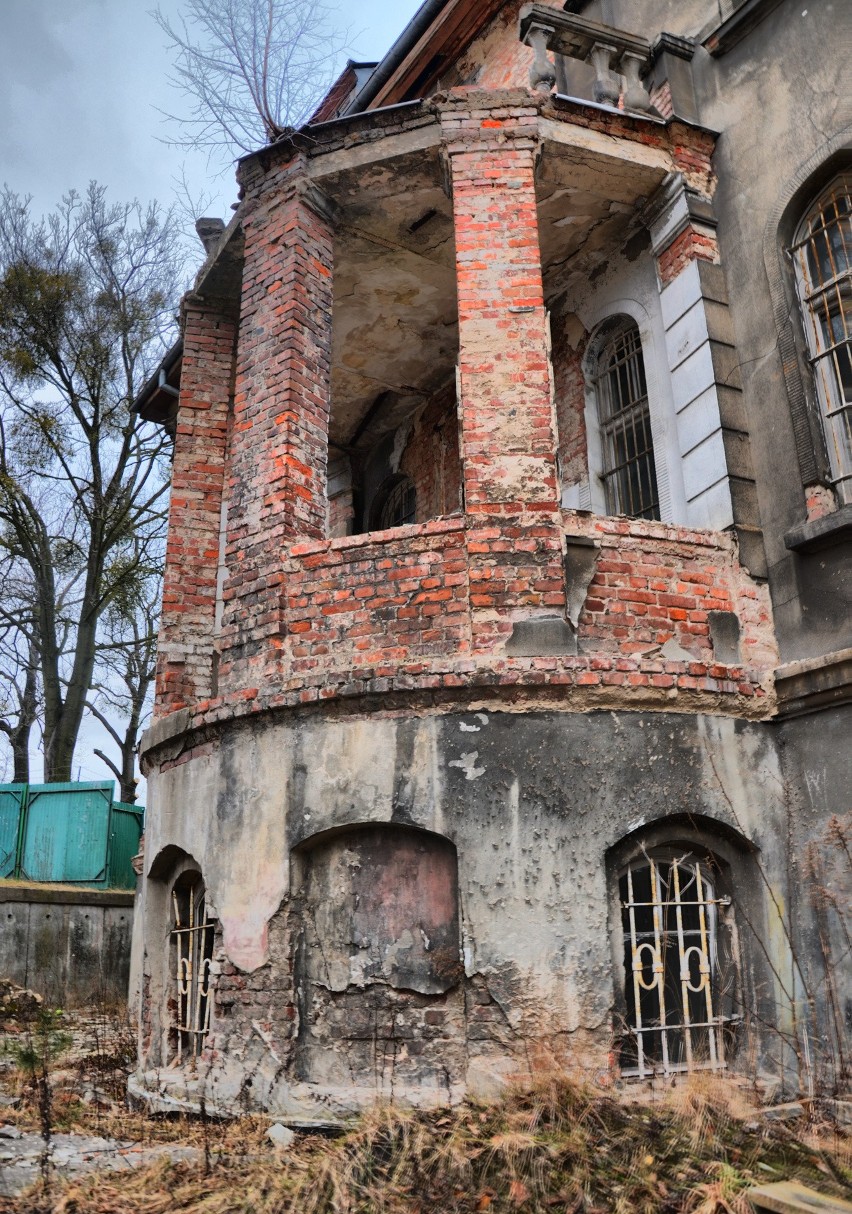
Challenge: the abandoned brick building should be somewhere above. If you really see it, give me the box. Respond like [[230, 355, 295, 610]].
[[131, 0, 851, 1116]]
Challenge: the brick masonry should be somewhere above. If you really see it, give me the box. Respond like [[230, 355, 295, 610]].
[[221, 161, 334, 671], [154, 90, 769, 730], [156, 297, 236, 711]]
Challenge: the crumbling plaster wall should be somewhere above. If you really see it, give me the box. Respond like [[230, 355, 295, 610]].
[[136, 705, 812, 1114]]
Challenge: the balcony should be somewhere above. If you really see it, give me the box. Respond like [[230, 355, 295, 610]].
[[203, 511, 776, 725]]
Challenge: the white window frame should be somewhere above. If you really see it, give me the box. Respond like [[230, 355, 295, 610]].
[[791, 173, 852, 504], [171, 872, 215, 1065], [567, 290, 683, 523], [616, 849, 739, 1079]]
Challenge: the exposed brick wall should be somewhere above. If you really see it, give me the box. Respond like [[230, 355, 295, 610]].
[[567, 512, 777, 684], [222, 158, 334, 673], [156, 297, 237, 713], [177, 512, 778, 731], [399, 387, 463, 523], [450, 0, 563, 92], [649, 81, 674, 120], [284, 519, 471, 678], [657, 225, 720, 286], [440, 94, 567, 648]]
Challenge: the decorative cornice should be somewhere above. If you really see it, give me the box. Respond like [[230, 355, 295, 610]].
[[774, 648, 852, 719], [702, 0, 787, 58]]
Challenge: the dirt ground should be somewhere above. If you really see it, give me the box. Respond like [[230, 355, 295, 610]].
[[0, 1000, 850, 1213]]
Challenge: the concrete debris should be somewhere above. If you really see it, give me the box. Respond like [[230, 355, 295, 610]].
[[0, 1123, 202, 1197], [267, 1122, 297, 1149]]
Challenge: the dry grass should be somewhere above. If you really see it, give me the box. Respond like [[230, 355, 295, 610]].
[[0, 1071, 849, 1214]]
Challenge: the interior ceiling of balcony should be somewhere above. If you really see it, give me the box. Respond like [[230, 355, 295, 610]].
[[535, 140, 668, 307], [325, 148, 458, 450]]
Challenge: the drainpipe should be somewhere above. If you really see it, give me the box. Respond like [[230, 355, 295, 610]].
[[158, 368, 180, 398]]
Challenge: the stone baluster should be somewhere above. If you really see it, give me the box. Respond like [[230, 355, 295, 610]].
[[621, 51, 653, 112], [589, 42, 620, 106], [526, 23, 557, 94]]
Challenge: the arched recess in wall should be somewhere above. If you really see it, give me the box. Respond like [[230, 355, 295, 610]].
[[763, 134, 852, 495], [605, 814, 765, 1081], [290, 822, 463, 1088], [292, 823, 462, 995]]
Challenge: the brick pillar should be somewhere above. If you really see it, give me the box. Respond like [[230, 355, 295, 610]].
[[222, 162, 334, 672], [440, 93, 567, 652], [156, 295, 237, 713]]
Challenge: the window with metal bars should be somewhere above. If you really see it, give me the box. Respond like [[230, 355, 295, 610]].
[[791, 175, 852, 503], [618, 851, 738, 1078], [593, 322, 660, 520], [371, 473, 417, 530], [171, 873, 215, 1064]]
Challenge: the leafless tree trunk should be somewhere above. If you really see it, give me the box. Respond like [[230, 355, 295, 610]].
[[0, 184, 182, 785]]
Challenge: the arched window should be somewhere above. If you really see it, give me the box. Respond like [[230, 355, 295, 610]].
[[791, 175, 852, 503], [171, 871, 215, 1063], [617, 849, 738, 1078], [593, 320, 660, 520], [370, 473, 417, 530]]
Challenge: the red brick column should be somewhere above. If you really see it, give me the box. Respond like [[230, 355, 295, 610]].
[[223, 163, 334, 671], [440, 93, 566, 650], [156, 296, 237, 713]]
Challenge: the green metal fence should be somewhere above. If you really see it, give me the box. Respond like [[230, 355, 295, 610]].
[[0, 782, 144, 890]]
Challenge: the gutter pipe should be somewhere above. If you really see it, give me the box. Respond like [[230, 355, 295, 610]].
[[343, 0, 451, 115]]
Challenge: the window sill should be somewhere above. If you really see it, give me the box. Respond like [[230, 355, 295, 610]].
[[774, 647, 852, 719], [784, 504, 852, 554]]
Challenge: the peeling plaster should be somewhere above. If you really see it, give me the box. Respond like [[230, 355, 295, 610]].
[[448, 751, 486, 780]]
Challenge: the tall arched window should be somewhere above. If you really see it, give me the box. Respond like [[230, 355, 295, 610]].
[[617, 849, 738, 1078], [171, 871, 215, 1063], [791, 175, 852, 503], [593, 320, 660, 520]]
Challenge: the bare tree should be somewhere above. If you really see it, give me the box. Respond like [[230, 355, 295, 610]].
[[153, 0, 348, 156], [0, 613, 39, 784], [87, 556, 162, 804], [0, 184, 182, 785]]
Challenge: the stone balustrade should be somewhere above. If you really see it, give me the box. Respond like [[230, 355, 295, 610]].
[[519, 4, 656, 112]]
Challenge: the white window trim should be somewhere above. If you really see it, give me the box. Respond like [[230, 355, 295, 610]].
[[791, 173, 852, 504], [570, 290, 685, 523]]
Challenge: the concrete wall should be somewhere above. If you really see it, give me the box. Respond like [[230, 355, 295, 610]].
[[131, 705, 843, 1115], [0, 884, 134, 1008]]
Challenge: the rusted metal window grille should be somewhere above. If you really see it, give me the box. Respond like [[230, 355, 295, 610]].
[[595, 324, 660, 520], [619, 854, 735, 1078], [378, 475, 416, 529], [172, 877, 215, 1063], [791, 176, 852, 503]]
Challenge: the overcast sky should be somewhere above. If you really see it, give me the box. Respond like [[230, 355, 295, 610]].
[[0, 0, 421, 788], [1, 0, 422, 222]]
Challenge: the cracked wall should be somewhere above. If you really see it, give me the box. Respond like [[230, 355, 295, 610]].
[[133, 704, 825, 1117]]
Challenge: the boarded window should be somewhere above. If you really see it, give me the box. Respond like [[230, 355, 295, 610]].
[[297, 825, 461, 995]]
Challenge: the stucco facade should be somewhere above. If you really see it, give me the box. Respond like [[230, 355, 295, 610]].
[[131, 0, 851, 1118]]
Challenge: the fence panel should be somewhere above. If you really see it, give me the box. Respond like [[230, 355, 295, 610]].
[[0, 785, 25, 879], [108, 802, 144, 889], [19, 783, 111, 884]]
